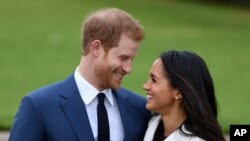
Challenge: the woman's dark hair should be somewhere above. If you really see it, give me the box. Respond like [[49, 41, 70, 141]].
[[160, 50, 225, 141]]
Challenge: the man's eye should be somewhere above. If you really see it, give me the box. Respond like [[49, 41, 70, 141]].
[[120, 56, 128, 61]]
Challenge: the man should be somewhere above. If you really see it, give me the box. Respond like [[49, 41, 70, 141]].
[[9, 8, 151, 141]]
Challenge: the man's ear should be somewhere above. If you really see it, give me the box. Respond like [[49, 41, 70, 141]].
[[89, 40, 102, 57]]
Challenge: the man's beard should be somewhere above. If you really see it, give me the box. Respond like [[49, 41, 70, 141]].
[[95, 64, 121, 90]]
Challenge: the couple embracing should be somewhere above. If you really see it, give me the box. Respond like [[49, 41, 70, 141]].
[[9, 8, 225, 141]]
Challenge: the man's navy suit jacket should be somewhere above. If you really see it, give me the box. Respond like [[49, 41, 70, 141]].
[[9, 74, 151, 141]]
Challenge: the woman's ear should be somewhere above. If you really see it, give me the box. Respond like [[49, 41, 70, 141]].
[[89, 40, 102, 57], [174, 90, 182, 100]]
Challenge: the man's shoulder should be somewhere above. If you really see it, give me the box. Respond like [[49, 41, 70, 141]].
[[114, 87, 147, 107], [26, 74, 75, 100], [116, 87, 145, 99]]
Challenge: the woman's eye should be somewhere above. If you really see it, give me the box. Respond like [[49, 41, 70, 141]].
[[151, 77, 156, 83]]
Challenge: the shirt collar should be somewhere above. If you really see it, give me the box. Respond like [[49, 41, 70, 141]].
[[74, 67, 114, 106]]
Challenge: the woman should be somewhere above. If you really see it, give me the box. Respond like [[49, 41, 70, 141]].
[[143, 50, 225, 141]]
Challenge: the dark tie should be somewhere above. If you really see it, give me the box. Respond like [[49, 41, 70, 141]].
[[97, 93, 110, 141]]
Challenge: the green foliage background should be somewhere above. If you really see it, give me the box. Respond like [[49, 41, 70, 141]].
[[1, 0, 250, 133]]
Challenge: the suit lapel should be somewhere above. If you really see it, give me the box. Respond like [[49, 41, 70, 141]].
[[113, 89, 134, 141], [58, 74, 95, 141]]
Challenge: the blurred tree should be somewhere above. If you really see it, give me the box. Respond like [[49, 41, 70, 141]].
[[230, 0, 250, 6], [178, 0, 250, 7]]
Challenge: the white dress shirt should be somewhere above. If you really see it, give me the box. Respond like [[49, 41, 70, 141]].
[[74, 68, 124, 141], [143, 115, 205, 141]]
